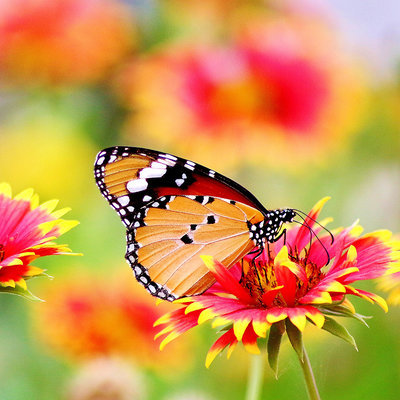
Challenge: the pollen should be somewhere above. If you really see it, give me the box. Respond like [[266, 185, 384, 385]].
[[240, 259, 278, 306], [240, 252, 323, 307]]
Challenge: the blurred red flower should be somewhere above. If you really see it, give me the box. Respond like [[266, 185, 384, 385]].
[[116, 15, 365, 171], [32, 270, 194, 371], [0, 0, 134, 86], [0, 182, 78, 298], [155, 198, 400, 367]]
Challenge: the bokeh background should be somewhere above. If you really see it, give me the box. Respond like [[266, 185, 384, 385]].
[[0, 0, 399, 399]]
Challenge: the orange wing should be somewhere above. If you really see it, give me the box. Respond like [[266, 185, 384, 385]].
[[95, 146, 272, 301], [126, 195, 264, 300]]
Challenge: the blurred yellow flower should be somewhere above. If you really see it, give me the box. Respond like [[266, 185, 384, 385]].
[[377, 236, 400, 305], [0, 0, 135, 86], [31, 270, 194, 371], [0, 111, 96, 208], [115, 14, 366, 172]]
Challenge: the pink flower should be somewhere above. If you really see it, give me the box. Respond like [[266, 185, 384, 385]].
[[155, 198, 400, 367], [0, 182, 78, 297]]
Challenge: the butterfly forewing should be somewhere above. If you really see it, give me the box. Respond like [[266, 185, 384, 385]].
[[94, 146, 268, 300]]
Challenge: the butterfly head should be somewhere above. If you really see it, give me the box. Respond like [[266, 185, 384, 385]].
[[249, 208, 296, 247], [265, 208, 296, 242], [277, 208, 296, 223]]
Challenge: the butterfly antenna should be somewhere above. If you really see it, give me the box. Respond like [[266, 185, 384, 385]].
[[293, 212, 331, 266], [293, 208, 334, 245]]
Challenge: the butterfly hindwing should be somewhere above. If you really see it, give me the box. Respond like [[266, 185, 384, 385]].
[[125, 195, 261, 300]]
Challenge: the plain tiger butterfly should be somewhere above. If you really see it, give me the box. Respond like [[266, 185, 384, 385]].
[[94, 146, 300, 301]]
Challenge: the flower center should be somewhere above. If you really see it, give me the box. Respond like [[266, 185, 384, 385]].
[[240, 252, 323, 307], [240, 259, 277, 305]]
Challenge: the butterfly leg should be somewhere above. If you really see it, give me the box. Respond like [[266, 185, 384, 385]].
[[266, 241, 272, 261], [272, 228, 287, 244]]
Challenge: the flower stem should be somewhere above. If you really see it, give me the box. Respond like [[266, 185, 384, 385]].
[[245, 354, 264, 400], [297, 345, 321, 400]]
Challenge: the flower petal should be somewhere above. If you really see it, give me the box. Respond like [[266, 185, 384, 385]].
[[293, 197, 330, 252], [242, 324, 260, 354], [287, 308, 307, 332], [274, 245, 307, 282], [266, 308, 288, 324], [304, 307, 325, 328], [233, 319, 251, 341], [201, 256, 254, 303], [205, 328, 237, 368]]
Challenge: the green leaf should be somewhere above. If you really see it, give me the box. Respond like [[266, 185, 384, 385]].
[[285, 319, 303, 361], [0, 286, 43, 301], [267, 322, 285, 378], [25, 271, 53, 281], [322, 317, 358, 350], [217, 323, 234, 333], [320, 305, 370, 327]]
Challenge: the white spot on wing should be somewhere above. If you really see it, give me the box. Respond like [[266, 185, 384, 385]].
[[163, 153, 178, 161], [184, 161, 195, 170], [128, 243, 136, 252], [139, 167, 166, 179], [159, 158, 176, 167], [127, 179, 148, 193], [151, 161, 168, 169], [149, 285, 156, 293], [175, 178, 184, 187], [118, 196, 130, 206]]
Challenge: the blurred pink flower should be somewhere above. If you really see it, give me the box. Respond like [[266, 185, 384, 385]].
[[116, 15, 365, 171], [0, 0, 135, 86]]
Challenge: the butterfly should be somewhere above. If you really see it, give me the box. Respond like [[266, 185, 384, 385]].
[[94, 146, 297, 301]]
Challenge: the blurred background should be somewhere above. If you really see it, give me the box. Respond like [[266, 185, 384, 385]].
[[0, 0, 399, 399]]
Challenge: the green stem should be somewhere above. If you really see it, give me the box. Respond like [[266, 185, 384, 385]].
[[297, 345, 321, 400], [245, 354, 264, 400]]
